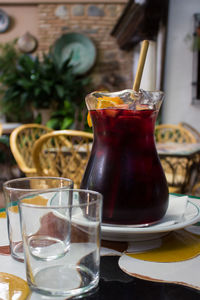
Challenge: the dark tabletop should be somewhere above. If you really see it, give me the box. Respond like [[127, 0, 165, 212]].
[[78, 256, 200, 300]]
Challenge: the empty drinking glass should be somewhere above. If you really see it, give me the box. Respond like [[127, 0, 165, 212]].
[[19, 188, 102, 297], [3, 177, 73, 262]]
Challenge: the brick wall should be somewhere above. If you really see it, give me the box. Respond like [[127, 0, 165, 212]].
[[37, 2, 133, 91]]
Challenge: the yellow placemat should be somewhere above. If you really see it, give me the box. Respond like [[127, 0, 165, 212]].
[[0, 211, 6, 218], [0, 272, 30, 300], [126, 230, 200, 262], [21, 195, 48, 206], [7, 195, 49, 214]]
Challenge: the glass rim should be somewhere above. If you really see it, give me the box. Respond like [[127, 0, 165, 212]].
[[88, 89, 164, 97], [86, 89, 164, 112], [18, 188, 103, 209], [3, 176, 73, 192]]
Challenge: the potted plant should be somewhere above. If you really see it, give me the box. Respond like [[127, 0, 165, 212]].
[[0, 40, 26, 122], [0, 40, 90, 127]]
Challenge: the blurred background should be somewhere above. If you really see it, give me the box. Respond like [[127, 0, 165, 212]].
[[0, 0, 200, 199], [0, 0, 199, 129]]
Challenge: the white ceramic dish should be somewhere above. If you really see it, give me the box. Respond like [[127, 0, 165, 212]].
[[101, 195, 200, 241]]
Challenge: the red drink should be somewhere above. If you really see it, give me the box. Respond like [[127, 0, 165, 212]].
[[81, 107, 169, 225]]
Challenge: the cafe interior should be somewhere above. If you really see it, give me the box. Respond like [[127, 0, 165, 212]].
[[0, 0, 200, 299]]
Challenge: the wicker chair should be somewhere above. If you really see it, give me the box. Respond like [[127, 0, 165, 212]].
[[179, 122, 200, 142], [32, 130, 93, 188], [177, 124, 200, 195], [155, 124, 197, 193], [10, 124, 52, 176], [155, 124, 197, 144]]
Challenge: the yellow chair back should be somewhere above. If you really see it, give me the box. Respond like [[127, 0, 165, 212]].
[[10, 124, 52, 176], [155, 124, 197, 194], [33, 130, 93, 188], [155, 124, 197, 144]]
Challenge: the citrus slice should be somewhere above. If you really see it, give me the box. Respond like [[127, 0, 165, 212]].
[[97, 96, 124, 109], [87, 112, 93, 128], [136, 104, 149, 110], [87, 96, 124, 127]]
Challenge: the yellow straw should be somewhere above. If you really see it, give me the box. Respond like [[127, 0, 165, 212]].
[[133, 40, 149, 92]]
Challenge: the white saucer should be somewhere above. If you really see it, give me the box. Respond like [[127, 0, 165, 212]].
[[101, 195, 200, 241]]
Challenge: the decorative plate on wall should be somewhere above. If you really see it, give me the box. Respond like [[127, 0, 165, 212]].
[[0, 9, 10, 33], [17, 32, 38, 53], [52, 33, 97, 75]]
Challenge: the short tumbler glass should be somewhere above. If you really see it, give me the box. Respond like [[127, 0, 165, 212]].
[[19, 188, 102, 298], [3, 176, 73, 262]]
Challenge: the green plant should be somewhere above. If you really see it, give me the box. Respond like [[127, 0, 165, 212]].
[[0, 39, 19, 74], [0, 40, 26, 122], [0, 41, 90, 126], [46, 98, 91, 131]]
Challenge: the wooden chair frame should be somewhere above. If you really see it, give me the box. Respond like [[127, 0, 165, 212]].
[[10, 123, 52, 176], [32, 130, 93, 187], [155, 124, 198, 193], [155, 124, 197, 144], [179, 122, 200, 142]]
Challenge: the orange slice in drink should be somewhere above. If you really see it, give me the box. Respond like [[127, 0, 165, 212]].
[[87, 112, 93, 128], [87, 96, 124, 127]]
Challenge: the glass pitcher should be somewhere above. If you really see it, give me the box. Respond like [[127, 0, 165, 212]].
[[81, 89, 169, 226]]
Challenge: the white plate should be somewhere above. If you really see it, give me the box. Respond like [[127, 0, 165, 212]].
[[101, 195, 200, 241]]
